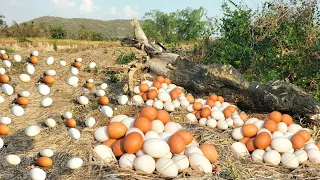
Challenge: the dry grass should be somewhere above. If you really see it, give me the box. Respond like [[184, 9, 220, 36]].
[[0, 40, 320, 180]]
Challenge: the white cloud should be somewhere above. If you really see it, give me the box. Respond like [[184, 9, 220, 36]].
[[52, 0, 76, 7], [80, 0, 100, 13], [123, 6, 139, 18], [108, 7, 117, 15]]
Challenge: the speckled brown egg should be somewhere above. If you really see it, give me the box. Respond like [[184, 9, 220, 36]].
[[123, 132, 144, 153], [103, 139, 117, 147], [281, 114, 293, 125], [17, 97, 29, 105], [65, 119, 76, 128], [297, 130, 311, 142], [36, 157, 52, 167], [134, 117, 151, 133], [0, 124, 10, 135], [168, 134, 186, 154], [199, 144, 218, 163], [42, 76, 55, 84], [0, 74, 9, 83], [29, 56, 38, 64], [201, 107, 211, 118], [175, 130, 193, 145], [193, 102, 203, 111], [98, 96, 109, 105], [255, 132, 271, 149], [140, 84, 149, 92], [156, 76, 165, 83], [268, 111, 282, 122], [147, 89, 158, 100], [107, 122, 128, 139], [263, 120, 277, 132], [242, 124, 258, 137], [291, 134, 305, 149], [156, 110, 171, 124], [112, 139, 126, 157], [140, 106, 157, 121]]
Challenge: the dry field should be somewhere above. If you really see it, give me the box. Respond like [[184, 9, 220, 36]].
[[0, 38, 320, 180]]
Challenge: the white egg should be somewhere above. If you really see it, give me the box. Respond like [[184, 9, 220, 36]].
[[277, 122, 288, 133], [119, 153, 136, 169], [164, 122, 180, 134], [288, 124, 301, 133], [143, 138, 170, 158], [257, 128, 272, 136], [294, 149, 308, 163], [158, 92, 171, 102], [69, 128, 81, 139], [186, 104, 194, 112], [13, 54, 22, 62], [232, 127, 244, 140], [186, 113, 197, 123], [206, 118, 217, 128], [172, 154, 189, 171], [94, 126, 109, 142], [132, 95, 144, 104], [226, 118, 233, 127], [66, 76, 79, 86], [214, 101, 221, 107], [94, 145, 116, 163], [151, 120, 164, 133], [233, 117, 244, 127], [165, 152, 173, 158], [0, 50, 5, 54], [263, 150, 281, 165], [305, 143, 319, 151], [29, 168, 46, 180], [116, 95, 128, 105], [41, 97, 53, 107], [158, 88, 166, 93], [67, 158, 83, 169], [0, 117, 11, 125], [164, 101, 175, 112], [31, 50, 39, 56], [46, 56, 54, 65], [253, 120, 265, 129], [0, 137, 3, 149], [37, 84, 50, 95], [135, 149, 147, 156], [146, 99, 154, 106], [19, 74, 30, 82], [126, 128, 145, 140], [88, 62, 96, 68], [5, 154, 21, 165], [75, 58, 82, 62], [0, 95, 4, 103], [172, 100, 180, 108], [85, 117, 96, 128], [2, 84, 14, 95], [62, 112, 73, 119], [159, 132, 172, 142], [199, 118, 207, 126], [110, 115, 128, 122], [19, 90, 30, 97], [44, 70, 56, 76], [251, 149, 265, 162], [272, 131, 285, 139], [26, 63, 35, 74], [11, 105, 24, 116], [134, 155, 155, 174], [271, 137, 292, 153], [189, 153, 212, 173], [0, 68, 6, 74], [161, 83, 168, 89], [231, 142, 249, 157], [217, 119, 228, 130], [145, 131, 161, 140], [40, 149, 54, 157], [184, 145, 203, 156], [60, 60, 67, 66], [179, 99, 189, 108], [77, 96, 89, 105], [211, 110, 225, 121], [281, 152, 299, 168], [3, 60, 11, 68], [25, 125, 40, 137], [100, 106, 113, 117], [156, 157, 178, 177], [121, 117, 135, 129], [71, 67, 79, 75], [307, 149, 320, 163]]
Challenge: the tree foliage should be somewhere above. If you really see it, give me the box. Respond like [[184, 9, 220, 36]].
[[50, 26, 67, 39]]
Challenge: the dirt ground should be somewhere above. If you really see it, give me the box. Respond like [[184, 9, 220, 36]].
[[0, 39, 320, 180]]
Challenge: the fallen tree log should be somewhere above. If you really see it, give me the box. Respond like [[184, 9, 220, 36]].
[[125, 18, 320, 121]]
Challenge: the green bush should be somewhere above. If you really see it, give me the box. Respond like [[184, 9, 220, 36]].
[[91, 32, 103, 41], [50, 26, 67, 39], [116, 52, 135, 64]]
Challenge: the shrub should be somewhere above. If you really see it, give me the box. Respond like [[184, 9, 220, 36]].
[[50, 26, 67, 39], [116, 52, 135, 64], [91, 32, 104, 41]]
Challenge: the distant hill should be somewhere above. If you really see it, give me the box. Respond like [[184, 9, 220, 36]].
[[26, 16, 141, 39]]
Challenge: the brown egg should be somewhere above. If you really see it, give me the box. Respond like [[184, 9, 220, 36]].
[[170, 90, 179, 100], [42, 76, 55, 84], [206, 100, 215, 107], [29, 56, 38, 64], [112, 139, 126, 157], [147, 89, 158, 99], [74, 62, 81, 68], [0, 74, 9, 83], [217, 96, 224, 103], [123, 132, 144, 153], [316, 142, 320, 150], [156, 76, 165, 83], [1, 54, 8, 60], [209, 94, 218, 101], [98, 96, 109, 105], [281, 114, 293, 125], [164, 78, 171, 85], [201, 108, 211, 118], [191, 111, 197, 115], [142, 93, 148, 101], [175, 130, 193, 145], [227, 106, 237, 113], [246, 138, 256, 152], [193, 102, 203, 111], [238, 137, 250, 144], [242, 124, 258, 137], [291, 134, 305, 149], [297, 130, 311, 142], [138, 92, 144, 96], [239, 112, 248, 121], [199, 144, 218, 163], [0, 124, 10, 135], [168, 134, 186, 154], [153, 81, 162, 89], [85, 82, 94, 89], [140, 84, 149, 92], [17, 97, 29, 105], [140, 106, 157, 121], [185, 94, 194, 103], [103, 139, 117, 147], [134, 117, 151, 133], [263, 120, 277, 132], [107, 122, 128, 139], [65, 119, 76, 128], [255, 132, 271, 149], [174, 88, 182, 95], [36, 157, 52, 167], [156, 110, 170, 124], [223, 108, 232, 118], [195, 111, 201, 120], [268, 111, 282, 122]]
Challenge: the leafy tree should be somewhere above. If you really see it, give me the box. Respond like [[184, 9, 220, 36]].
[[77, 25, 90, 40], [0, 15, 5, 26], [50, 26, 67, 39], [91, 32, 104, 41]]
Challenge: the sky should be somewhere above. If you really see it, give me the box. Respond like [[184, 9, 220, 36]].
[[0, 0, 265, 26]]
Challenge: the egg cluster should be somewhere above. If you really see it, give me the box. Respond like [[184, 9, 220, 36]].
[[231, 111, 320, 168], [93, 106, 218, 177]]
